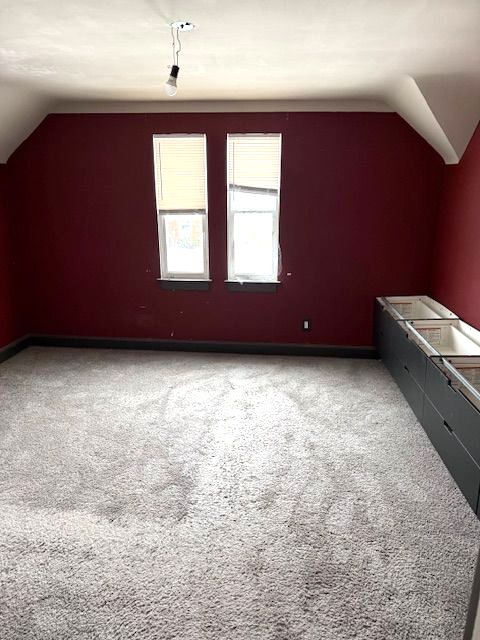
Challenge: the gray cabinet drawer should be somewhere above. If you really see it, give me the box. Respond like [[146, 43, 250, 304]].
[[375, 302, 393, 354], [379, 330, 397, 375], [398, 333, 427, 388], [423, 397, 480, 511], [375, 302, 427, 388], [425, 358, 480, 466], [390, 355, 424, 422], [375, 302, 398, 370]]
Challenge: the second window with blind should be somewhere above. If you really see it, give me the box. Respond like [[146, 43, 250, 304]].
[[227, 134, 282, 283]]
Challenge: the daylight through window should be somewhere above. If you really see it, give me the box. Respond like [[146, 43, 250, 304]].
[[227, 134, 282, 282], [153, 134, 209, 280]]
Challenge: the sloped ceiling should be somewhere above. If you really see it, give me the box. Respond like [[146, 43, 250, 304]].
[[0, 0, 479, 163]]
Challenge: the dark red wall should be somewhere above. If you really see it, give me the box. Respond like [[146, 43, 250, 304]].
[[0, 164, 20, 348], [8, 112, 444, 347], [432, 124, 480, 329]]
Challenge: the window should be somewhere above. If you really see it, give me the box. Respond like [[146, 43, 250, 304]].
[[153, 134, 209, 280], [227, 134, 282, 282]]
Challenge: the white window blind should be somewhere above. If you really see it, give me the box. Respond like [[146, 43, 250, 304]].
[[227, 134, 282, 282], [152, 134, 209, 280], [153, 135, 207, 212], [228, 135, 281, 193]]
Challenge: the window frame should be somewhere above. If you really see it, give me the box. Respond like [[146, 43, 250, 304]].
[[226, 133, 282, 283], [153, 133, 210, 281]]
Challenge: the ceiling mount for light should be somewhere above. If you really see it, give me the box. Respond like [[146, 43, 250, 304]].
[[170, 21, 195, 32], [164, 21, 196, 97]]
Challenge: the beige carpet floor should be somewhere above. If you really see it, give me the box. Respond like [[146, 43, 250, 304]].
[[0, 347, 479, 639]]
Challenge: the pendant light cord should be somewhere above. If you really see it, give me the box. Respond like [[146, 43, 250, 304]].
[[170, 26, 182, 67]]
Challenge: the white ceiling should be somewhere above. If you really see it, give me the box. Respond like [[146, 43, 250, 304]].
[[0, 0, 479, 163]]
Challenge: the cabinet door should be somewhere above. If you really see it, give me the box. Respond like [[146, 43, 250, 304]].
[[376, 303, 408, 364], [399, 333, 428, 388], [391, 355, 424, 422], [423, 397, 480, 512], [425, 358, 480, 467]]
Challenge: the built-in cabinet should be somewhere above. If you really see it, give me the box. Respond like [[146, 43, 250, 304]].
[[375, 296, 480, 517]]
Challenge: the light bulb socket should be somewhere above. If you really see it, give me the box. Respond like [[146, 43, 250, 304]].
[[169, 65, 180, 79]]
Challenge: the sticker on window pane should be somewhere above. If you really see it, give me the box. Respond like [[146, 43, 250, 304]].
[[233, 212, 273, 277], [164, 215, 204, 274]]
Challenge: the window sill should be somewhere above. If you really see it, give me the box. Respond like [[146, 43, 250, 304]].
[[157, 279, 212, 291], [225, 280, 280, 293]]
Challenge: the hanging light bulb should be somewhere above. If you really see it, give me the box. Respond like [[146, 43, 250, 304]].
[[165, 65, 179, 96], [164, 22, 194, 97]]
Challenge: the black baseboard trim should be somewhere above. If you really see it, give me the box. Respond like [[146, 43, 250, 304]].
[[1, 334, 377, 362], [0, 335, 31, 364], [29, 335, 377, 359]]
